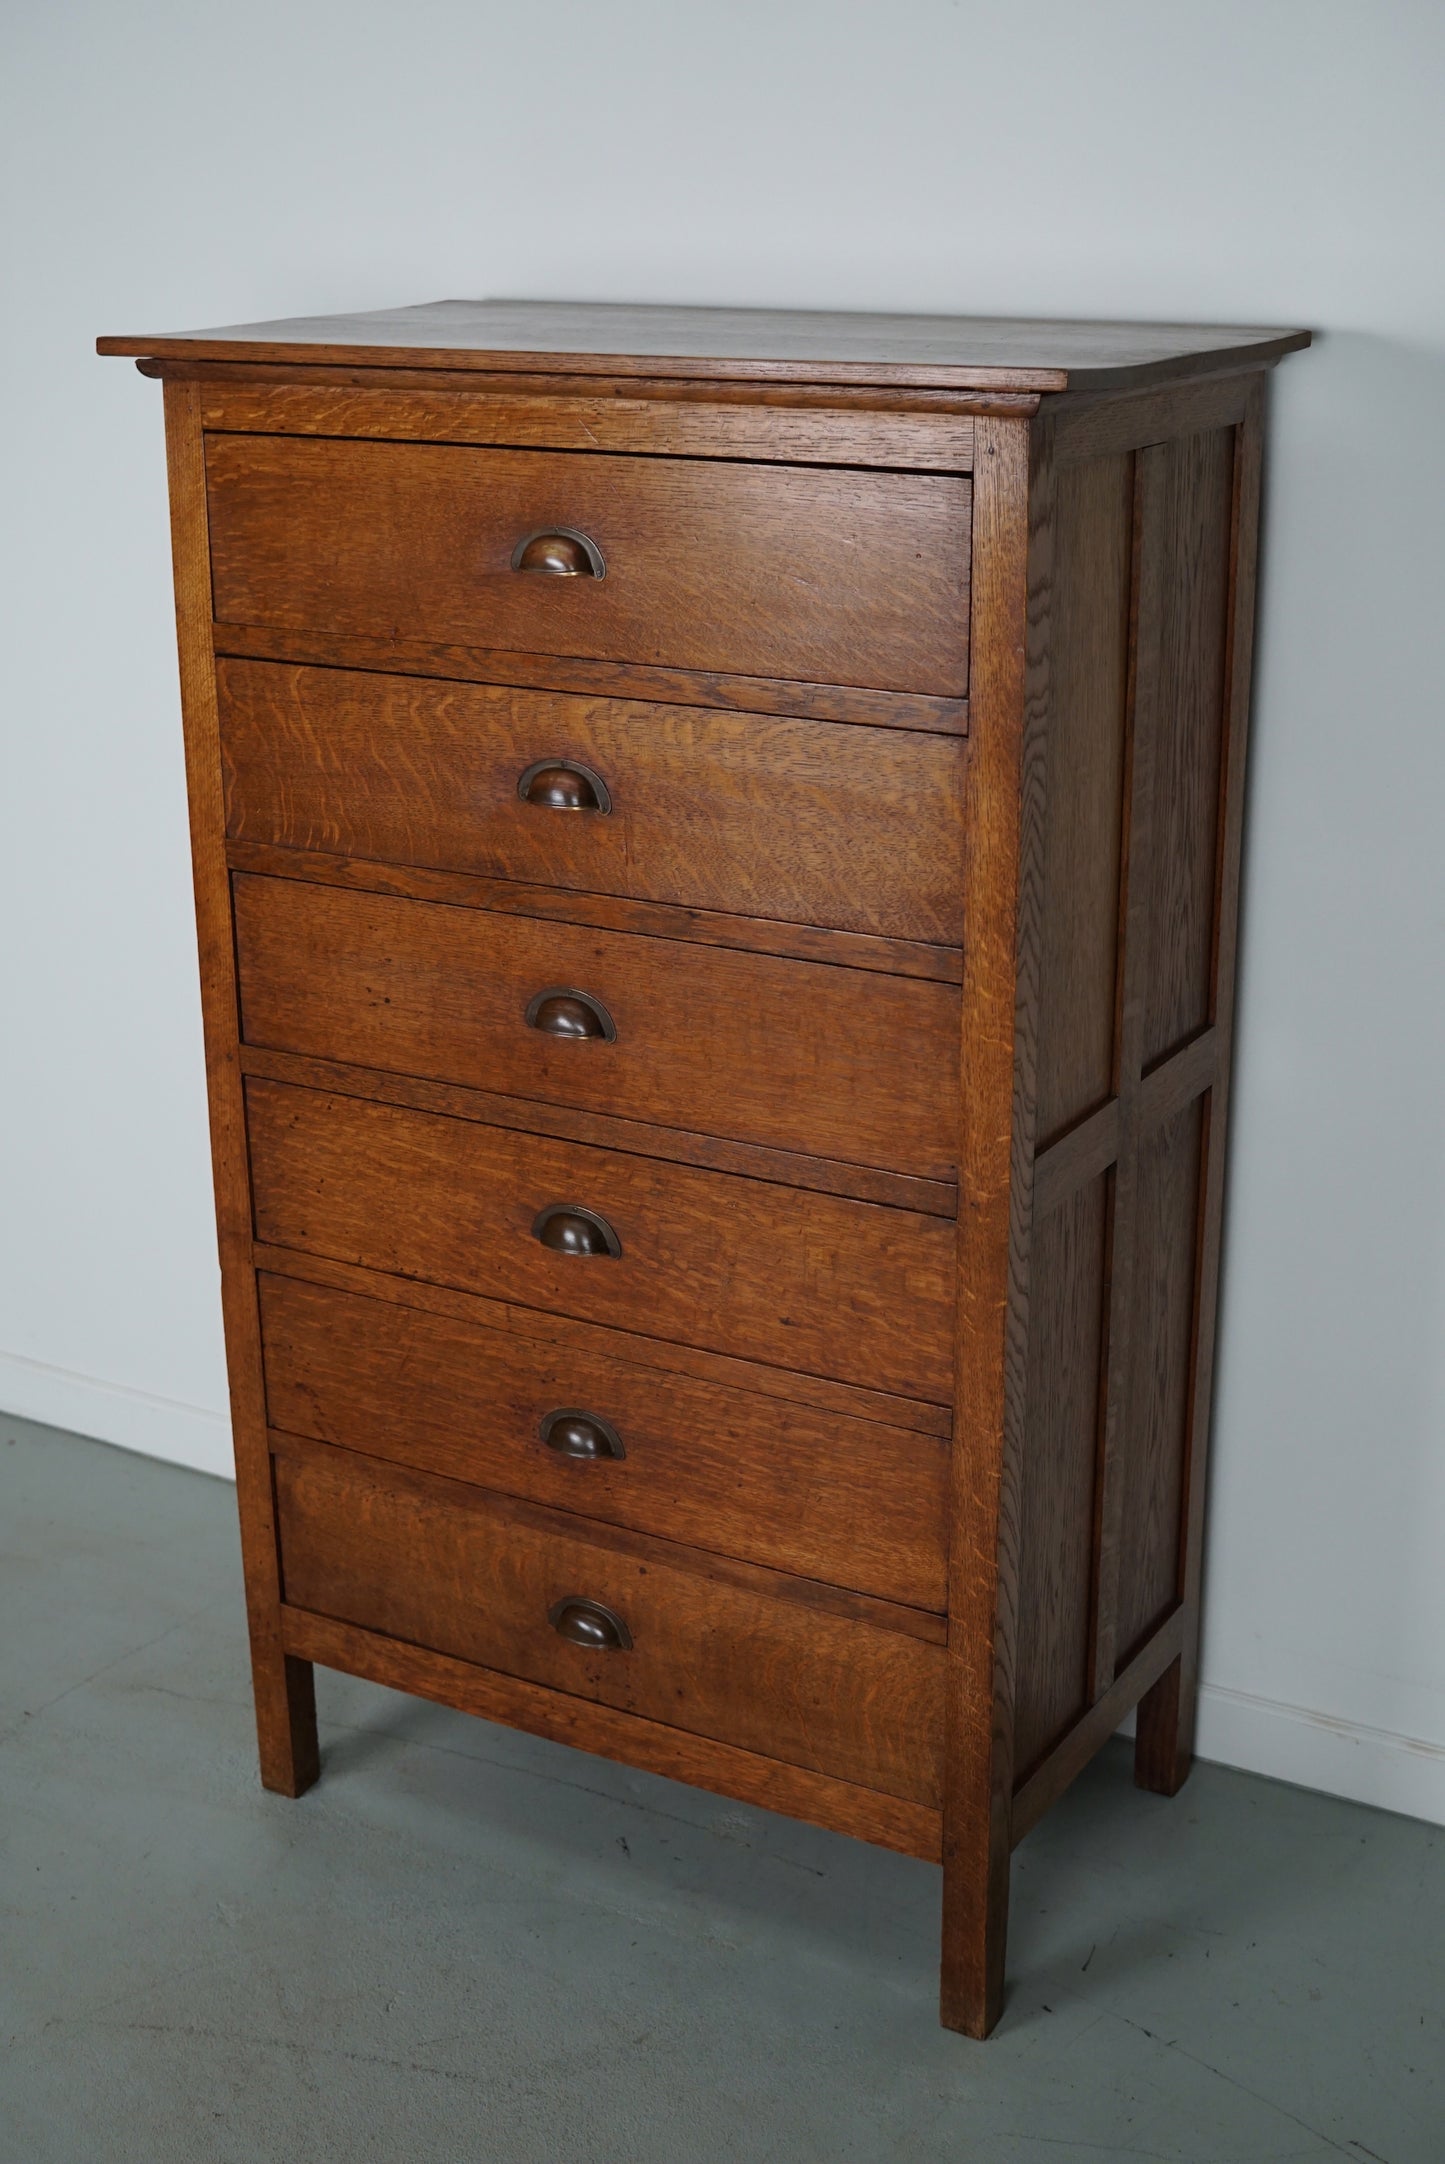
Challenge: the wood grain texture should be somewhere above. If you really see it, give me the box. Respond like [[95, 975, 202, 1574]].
[[273, 1436, 946, 1803], [160, 383, 320, 1796], [214, 622, 969, 735], [246, 1080, 956, 1402], [1012, 1175, 1109, 1780], [206, 435, 971, 697], [224, 835, 962, 985], [940, 414, 1040, 2039], [259, 1272, 949, 1609], [253, 1246, 952, 1439], [239, 1044, 958, 1218], [233, 872, 960, 1180], [1010, 1607, 1184, 1844], [1032, 452, 1133, 1145], [1137, 382, 1264, 1795], [1138, 429, 1236, 1066], [282, 1607, 944, 1861], [195, 380, 977, 469], [99, 296, 1310, 389], [218, 660, 968, 945]]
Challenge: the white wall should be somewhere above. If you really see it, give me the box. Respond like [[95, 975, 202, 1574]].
[[3, 0, 1443, 1824]]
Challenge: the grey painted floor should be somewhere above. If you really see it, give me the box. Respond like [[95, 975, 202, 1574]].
[[1, 1414, 1439, 2164]]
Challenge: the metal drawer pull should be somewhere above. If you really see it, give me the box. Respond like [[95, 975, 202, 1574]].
[[548, 1595, 632, 1651], [531, 1203, 622, 1258], [516, 757, 612, 814], [510, 528, 606, 579], [540, 1408, 626, 1461], [526, 987, 616, 1042]]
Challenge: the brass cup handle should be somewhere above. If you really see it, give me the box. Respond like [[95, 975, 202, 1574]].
[[526, 988, 616, 1042], [516, 757, 612, 814], [510, 528, 606, 579], [540, 1408, 626, 1461], [531, 1203, 622, 1258], [547, 1596, 632, 1651]]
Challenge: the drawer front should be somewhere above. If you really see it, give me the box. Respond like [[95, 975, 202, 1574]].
[[259, 1273, 949, 1610], [273, 1436, 944, 1804], [205, 435, 971, 696], [234, 875, 959, 1181], [247, 1081, 955, 1403], [218, 661, 967, 946]]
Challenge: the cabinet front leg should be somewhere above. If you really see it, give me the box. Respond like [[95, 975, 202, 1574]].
[[939, 1785, 1011, 2037], [252, 1644, 320, 1798]]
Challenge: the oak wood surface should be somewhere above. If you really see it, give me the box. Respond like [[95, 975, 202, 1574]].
[[195, 380, 977, 469], [100, 296, 1310, 390], [161, 382, 319, 1798], [214, 622, 970, 735], [225, 835, 961, 984], [246, 1080, 956, 1401], [218, 660, 968, 945], [206, 435, 971, 697], [240, 1044, 958, 1218], [233, 872, 960, 1181], [283, 1607, 943, 1862], [259, 1272, 949, 1609], [253, 1246, 951, 1439], [940, 414, 1040, 2039], [273, 1435, 945, 1803]]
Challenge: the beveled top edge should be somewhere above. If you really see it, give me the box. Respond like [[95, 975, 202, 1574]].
[[97, 297, 1312, 391]]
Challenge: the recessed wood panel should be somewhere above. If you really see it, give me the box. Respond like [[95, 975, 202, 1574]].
[[273, 1436, 945, 1804], [246, 1080, 956, 1402], [1139, 429, 1236, 1066], [217, 660, 967, 944], [232, 872, 959, 1180], [1034, 454, 1133, 1143], [205, 435, 971, 697], [1013, 1174, 1109, 1777], [1114, 1097, 1206, 1666], [259, 1272, 949, 1609]]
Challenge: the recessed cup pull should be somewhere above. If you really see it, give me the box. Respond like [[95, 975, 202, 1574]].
[[525, 988, 617, 1042], [539, 1408, 626, 1461], [515, 758, 612, 814], [510, 528, 606, 578], [531, 1203, 623, 1258], [547, 1595, 632, 1651]]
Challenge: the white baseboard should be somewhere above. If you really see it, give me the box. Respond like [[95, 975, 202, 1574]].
[[4, 1356, 1443, 1828], [0, 1350, 233, 1480], [1189, 1680, 1445, 1828]]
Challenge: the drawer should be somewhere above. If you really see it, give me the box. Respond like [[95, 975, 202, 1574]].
[[205, 435, 971, 697], [247, 1081, 955, 1403], [273, 1435, 945, 1805], [259, 1273, 949, 1610], [217, 661, 967, 946], [234, 874, 959, 1181]]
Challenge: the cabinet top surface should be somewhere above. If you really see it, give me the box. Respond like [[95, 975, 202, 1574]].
[[97, 297, 1310, 391]]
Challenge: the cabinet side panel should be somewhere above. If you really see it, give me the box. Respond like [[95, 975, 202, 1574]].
[[1034, 454, 1134, 1143], [1114, 1098, 1206, 1661], [1013, 1173, 1109, 1776], [1139, 430, 1235, 1066]]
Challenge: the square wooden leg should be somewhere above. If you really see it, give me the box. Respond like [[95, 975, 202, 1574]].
[[939, 1797, 1011, 2038], [253, 1648, 321, 1798], [1134, 1650, 1196, 1798]]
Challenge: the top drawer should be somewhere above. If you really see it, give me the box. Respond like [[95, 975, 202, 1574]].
[[204, 436, 971, 698]]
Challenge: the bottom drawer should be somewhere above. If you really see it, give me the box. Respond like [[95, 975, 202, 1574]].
[[274, 1437, 944, 1806]]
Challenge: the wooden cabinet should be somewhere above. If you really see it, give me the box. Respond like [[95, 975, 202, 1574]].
[[100, 298, 1308, 2036]]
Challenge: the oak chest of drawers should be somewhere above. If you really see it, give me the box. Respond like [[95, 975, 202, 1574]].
[[101, 299, 1307, 2035]]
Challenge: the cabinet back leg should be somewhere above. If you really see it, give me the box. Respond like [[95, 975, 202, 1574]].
[[1133, 1649, 1196, 1797]]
